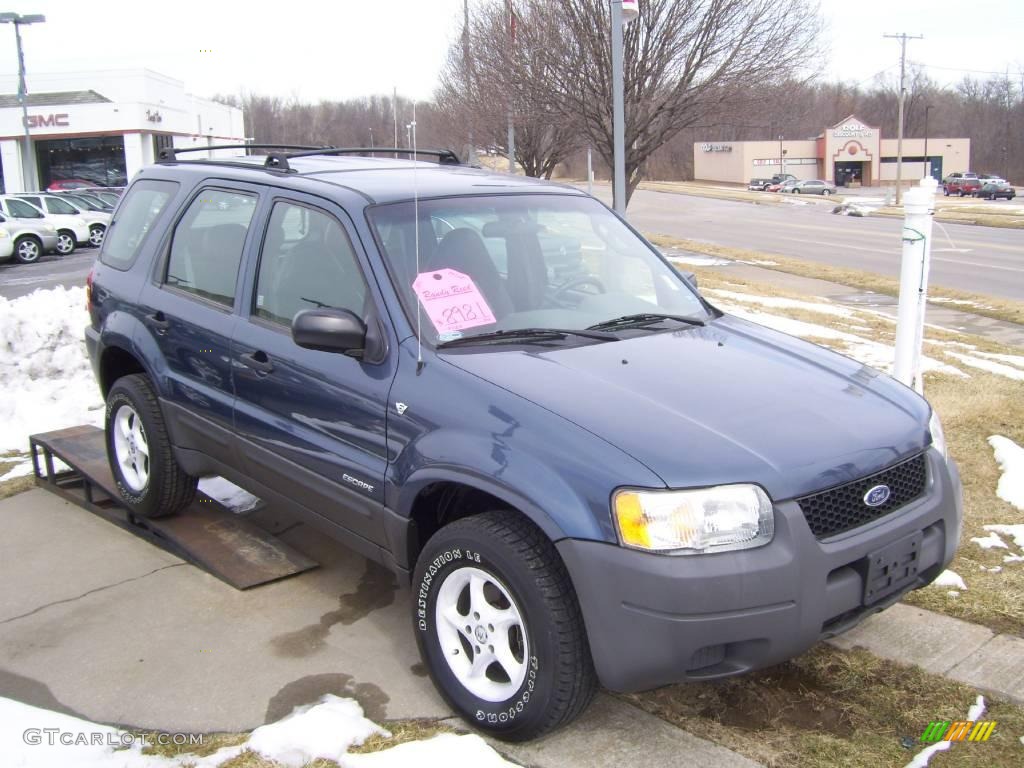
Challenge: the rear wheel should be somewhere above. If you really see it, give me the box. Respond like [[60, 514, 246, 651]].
[[105, 374, 197, 518], [88, 224, 105, 247], [55, 230, 76, 256], [414, 512, 597, 741], [13, 235, 42, 264], [822, 189, 831, 196]]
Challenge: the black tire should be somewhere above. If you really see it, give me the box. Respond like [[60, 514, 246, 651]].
[[822, 189, 831, 196], [413, 511, 597, 741], [13, 235, 42, 264], [88, 224, 105, 247], [105, 374, 197, 518], [55, 230, 76, 256], [943, 187, 949, 196]]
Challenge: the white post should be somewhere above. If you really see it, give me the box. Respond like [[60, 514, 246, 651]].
[[586, 146, 593, 196], [893, 176, 937, 392]]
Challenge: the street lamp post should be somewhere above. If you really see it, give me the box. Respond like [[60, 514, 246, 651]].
[[778, 135, 784, 177], [0, 12, 45, 192], [923, 105, 934, 180], [610, 0, 638, 215]]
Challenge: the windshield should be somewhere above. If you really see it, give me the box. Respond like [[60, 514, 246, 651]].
[[368, 194, 709, 345]]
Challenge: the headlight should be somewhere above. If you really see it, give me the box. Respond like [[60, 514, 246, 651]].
[[929, 409, 947, 460], [614, 484, 774, 554]]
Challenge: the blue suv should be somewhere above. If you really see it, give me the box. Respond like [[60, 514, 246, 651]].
[[86, 146, 962, 741]]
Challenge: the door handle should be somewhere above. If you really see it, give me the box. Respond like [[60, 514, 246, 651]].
[[148, 311, 170, 333], [239, 350, 274, 374]]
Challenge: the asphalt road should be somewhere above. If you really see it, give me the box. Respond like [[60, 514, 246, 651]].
[[0, 249, 95, 300], [589, 184, 1024, 302]]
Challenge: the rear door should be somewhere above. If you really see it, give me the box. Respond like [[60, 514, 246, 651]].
[[136, 184, 260, 461], [232, 193, 396, 545]]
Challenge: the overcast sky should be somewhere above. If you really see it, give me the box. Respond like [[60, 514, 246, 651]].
[[5, 0, 1022, 103]]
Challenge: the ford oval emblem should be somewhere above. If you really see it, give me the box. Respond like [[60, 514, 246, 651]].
[[864, 484, 891, 507]]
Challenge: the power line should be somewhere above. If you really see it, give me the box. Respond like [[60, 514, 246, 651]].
[[909, 61, 1024, 78]]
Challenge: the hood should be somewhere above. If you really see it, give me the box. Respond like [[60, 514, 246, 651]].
[[442, 315, 931, 501]]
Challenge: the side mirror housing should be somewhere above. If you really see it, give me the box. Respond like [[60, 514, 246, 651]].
[[292, 308, 367, 357]]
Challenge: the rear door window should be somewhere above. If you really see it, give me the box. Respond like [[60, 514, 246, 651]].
[[164, 189, 257, 308], [100, 179, 178, 269]]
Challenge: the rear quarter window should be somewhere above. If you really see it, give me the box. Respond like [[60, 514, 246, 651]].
[[99, 179, 179, 270]]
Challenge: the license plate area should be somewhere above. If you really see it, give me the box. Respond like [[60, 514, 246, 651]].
[[863, 530, 923, 605]]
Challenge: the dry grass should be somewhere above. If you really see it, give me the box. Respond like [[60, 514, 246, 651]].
[[627, 645, 1024, 768], [874, 206, 1024, 229], [649, 233, 1024, 326]]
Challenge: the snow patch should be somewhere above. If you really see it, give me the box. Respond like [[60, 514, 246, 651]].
[[933, 570, 967, 591], [668, 254, 731, 267], [0, 694, 519, 768], [947, 352, 1024, 381], [970, 531, 1008, 550], [706, 289, 852, 317], [987, 437, 1024, 510]]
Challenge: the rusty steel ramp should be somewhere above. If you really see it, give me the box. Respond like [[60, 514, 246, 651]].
[[29, 425, 318, 590]]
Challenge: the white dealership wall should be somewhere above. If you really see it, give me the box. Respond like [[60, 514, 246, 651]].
[[0, 69, 245, 192]]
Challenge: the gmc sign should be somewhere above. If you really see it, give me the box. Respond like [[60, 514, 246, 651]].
[[24, 113, 70, 128]]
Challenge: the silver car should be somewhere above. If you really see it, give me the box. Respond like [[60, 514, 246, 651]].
[[792, 179, 837, 196], [15, 193, 110, 247], [0, 211, 59, 264]]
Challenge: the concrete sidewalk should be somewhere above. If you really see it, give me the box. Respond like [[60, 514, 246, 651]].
[[828, 602, 1024, 704], [0, 489, 760, 767]]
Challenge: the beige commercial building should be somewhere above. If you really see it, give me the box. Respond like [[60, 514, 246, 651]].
[[694, 115, 970, 188]]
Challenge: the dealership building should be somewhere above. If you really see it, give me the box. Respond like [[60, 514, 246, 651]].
[[0, 69, 245, 193], [694, 115, 970, 188]]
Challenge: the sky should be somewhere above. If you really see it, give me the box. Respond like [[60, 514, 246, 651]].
[[2, 0, 1021, 103]]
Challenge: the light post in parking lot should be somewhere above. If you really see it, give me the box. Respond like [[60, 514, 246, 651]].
[[923, 105, 934, 180], [0, 12, 45, 192], [610, 0, 639, 215]]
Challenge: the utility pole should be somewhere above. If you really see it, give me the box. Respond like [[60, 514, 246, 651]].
[[1, 13, 46, 192], [884, 32, 923, 205], [506, 0, 515, 173], [778, 135, 785, 177], [610, 1, 626, 214], [923, 104, 934, 180], [463, 0, 477, 165]]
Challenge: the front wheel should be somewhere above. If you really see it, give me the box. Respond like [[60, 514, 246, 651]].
[[55, 230, 76, 256], [413, 512, 597, 741], [105, 374, 197, 518], [89, 225, 106, 247], [822, 189, 832, 196], [13, 235, 42, 264]]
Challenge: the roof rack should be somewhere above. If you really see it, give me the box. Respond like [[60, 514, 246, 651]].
[[155, 144, 461, 173]]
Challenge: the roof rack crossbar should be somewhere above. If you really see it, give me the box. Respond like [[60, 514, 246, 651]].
[[157, 144, 330, 171], [286, 147, 462, 166]]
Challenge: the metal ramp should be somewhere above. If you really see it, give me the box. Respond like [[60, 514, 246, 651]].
[[29, 425, 318, 589]]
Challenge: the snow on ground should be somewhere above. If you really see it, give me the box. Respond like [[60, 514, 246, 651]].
[[705, 289, 853, 317], [988, 436, 1024, 510], [971, 531, 1008, 550], [0, 287, 105, 457], [946, 351, 1024, 381], [903, 696, 985, 768], [932, 570, 967, 591], [0, 694, 518, 768], [667, 254, 731, 267]]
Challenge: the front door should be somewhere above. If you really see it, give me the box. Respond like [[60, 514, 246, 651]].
[[231, 194, 396, 545]]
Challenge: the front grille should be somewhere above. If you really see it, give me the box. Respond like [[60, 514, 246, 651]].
[[796, 453, 928, 539]]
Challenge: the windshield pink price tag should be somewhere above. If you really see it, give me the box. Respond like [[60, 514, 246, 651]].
[[413, 269, 497, 333]]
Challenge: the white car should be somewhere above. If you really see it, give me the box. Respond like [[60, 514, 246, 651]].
[[15, 193, 109, 247], [0, 195, 90, 256], [0, 223, 13, 261]]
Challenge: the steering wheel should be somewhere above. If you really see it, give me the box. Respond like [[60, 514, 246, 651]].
[[550, 275, 606, 302]]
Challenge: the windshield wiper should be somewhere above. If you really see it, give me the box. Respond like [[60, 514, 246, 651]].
[[586, 312, 707, 331], [436, 327, 618, 349]]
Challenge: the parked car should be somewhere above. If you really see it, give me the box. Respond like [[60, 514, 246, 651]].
[[46, 178, 95, 191], [978, 174, 1006, 185], [14, 193, 110, 247], [71, 192, 116, 212], [0, 210, 59, 264], [86, 146, 961, 742], [768, 178, 799, 193], [748, 178, 773, 191], [0, 195, 88, 255], [57, 192, 112, 214], [943, 178, 982, 197], [0, 220, 14, 262], [792, 179, 837, 196], [771, 173, 797, 184], [975, 180, 1016, 200]]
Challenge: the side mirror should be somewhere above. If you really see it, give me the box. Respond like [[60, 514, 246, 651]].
[[292, 308, 366, 357]]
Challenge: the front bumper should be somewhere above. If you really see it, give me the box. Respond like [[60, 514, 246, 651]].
[[558, 449, 962, 692]]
